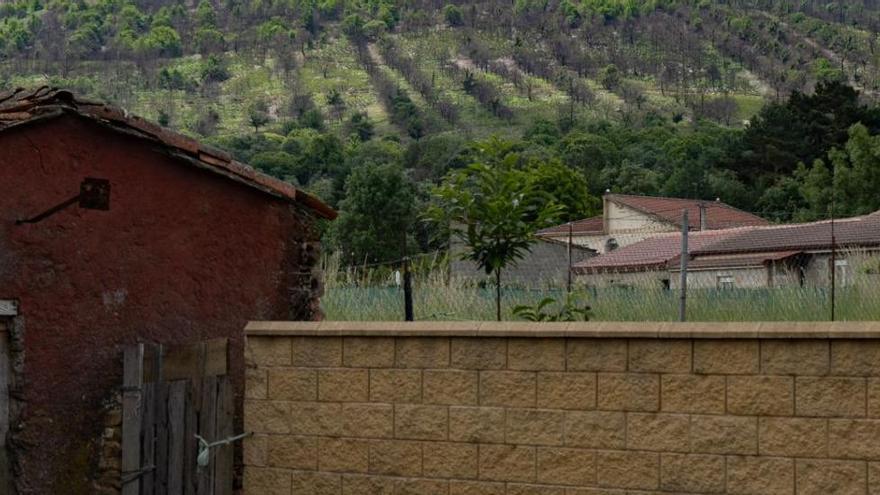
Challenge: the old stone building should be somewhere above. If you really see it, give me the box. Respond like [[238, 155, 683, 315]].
[[0, 87, 335, 494]]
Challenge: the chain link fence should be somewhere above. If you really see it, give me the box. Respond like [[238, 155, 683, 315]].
[[320, 252, 880, 321]]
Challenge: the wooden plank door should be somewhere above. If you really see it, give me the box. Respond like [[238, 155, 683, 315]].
[[122, 340, 233, 495]]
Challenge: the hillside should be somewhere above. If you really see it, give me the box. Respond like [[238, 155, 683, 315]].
[[4, 0, 878, 136], [3, 0, 880, 262]]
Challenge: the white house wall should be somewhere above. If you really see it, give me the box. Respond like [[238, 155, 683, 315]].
[[605, 201, 677, 234]]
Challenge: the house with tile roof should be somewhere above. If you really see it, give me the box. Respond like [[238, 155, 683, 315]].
[[573, 211, 880, 290], [538, 193, 770, 254]]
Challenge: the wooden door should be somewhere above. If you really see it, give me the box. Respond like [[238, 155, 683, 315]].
[[121, 339, 234, 495]]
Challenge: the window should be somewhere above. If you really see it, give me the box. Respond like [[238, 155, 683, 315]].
[[834, 259, 849, 287], [717, 275, 735, 289]]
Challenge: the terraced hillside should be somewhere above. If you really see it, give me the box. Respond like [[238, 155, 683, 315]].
[[5, 0, 880, 263], [5, 0, 878, 140]]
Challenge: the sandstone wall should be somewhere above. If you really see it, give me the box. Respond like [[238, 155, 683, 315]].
[[243, 321, 880, 495]]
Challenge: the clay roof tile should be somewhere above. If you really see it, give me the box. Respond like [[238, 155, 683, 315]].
[[0, 87, 336, 220]]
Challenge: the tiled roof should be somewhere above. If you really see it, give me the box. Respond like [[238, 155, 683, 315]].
[[607, 194, 770, 230], [0, 87, 336, 219], [678, 250, 802, 270], [539, 195, 769, 238], [537, 237, 598, 252], [696, 213, 880, 255], [537, 216, 604, 236], [575, 210, 880, 274], [572, 228, 745, 273]]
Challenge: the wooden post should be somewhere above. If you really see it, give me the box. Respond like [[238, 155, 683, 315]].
[[567, 222, 573, 293], [403, 257, 414, 322], [213, 379, 234, 495], [166, 381, 186, 495], [122, 344, 145, 495], [196, 376, 218, 495]]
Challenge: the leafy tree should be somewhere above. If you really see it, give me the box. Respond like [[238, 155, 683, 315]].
[[248, 99, 271, 132], [557, 132, 620, 194], [831, 123, 880, 215], [299, 108, 325, 131], [201, 55, 230, 82], [404, 134, 468, 180], [342, 14, 365, 40], [195, 27, 225, 54], [443, 4, 464, 27], [526, 159, 599, 221], [250, 151, 300, 182], [196, 0, 218, 28], [346, 111, 374, 142], [729, 82, 880, 187], [813, 58, 846, 84], [599, 161, 662, 196], [157, 109, 171, 127], [795, 123, 880, 219], [599, 64, 621, 91], [326, 88, 345, 120], [136, 25, 182, 57], [523, 119, 561, 146], [331, 162, 416, 264], [158, 68, 191, 90], [425, 148, 563, 320]]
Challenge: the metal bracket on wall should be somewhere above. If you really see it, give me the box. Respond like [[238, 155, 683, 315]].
[[15, 178, 110, 225]]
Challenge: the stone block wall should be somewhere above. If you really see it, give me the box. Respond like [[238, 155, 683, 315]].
[[243, 322, 880, 494]]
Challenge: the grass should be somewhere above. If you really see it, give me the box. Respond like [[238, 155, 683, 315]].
[[322, 284, 880, 321], [320, 254, 880, 321]]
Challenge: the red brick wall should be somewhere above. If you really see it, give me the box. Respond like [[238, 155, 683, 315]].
[[0, 115, 321, 494]]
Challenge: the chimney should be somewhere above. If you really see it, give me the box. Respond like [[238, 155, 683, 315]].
[[699, 203, 708, 231]]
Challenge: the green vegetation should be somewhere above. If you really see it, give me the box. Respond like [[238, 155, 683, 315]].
[[425, 140, 567, 320], [322, 276, 880, 322], [5, 0, 880, 308]]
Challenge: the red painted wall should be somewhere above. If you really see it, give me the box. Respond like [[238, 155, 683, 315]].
[[0, 115, 320, 494]]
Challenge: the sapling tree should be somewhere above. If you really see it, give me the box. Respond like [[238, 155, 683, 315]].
[[425, 148, 562, 320]]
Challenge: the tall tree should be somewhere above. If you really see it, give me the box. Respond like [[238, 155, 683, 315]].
[[331, 161, 416, 264], [426, 149, 562, 321]]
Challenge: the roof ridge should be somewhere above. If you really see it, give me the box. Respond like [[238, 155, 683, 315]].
[[605, 193, 767, 225], [0, 87, 336, 220]]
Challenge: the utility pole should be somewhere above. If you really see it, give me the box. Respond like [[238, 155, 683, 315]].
[[830, 205, 836, 322], [402, 232, 414, 322], [403, 256, 414, 321], [567, 222, 573, 293], [830, 167, 837, 322], [679, 209, 689, 322]]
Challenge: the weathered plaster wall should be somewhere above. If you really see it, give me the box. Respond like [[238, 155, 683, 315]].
[[0, 115, 322, 494], [244, 321, 880, 495]]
